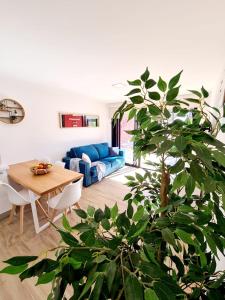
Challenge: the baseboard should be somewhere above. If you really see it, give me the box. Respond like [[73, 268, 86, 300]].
[[0, 211, 9, 221]]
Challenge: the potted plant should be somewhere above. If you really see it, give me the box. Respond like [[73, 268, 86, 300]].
[[1, 68, 225, 299]]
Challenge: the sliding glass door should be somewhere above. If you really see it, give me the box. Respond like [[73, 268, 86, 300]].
[[112, 113, 136, 166], [120, 113, 136, 165]]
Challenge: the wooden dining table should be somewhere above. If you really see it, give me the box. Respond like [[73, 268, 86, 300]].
[[8, 160, 83, 233]]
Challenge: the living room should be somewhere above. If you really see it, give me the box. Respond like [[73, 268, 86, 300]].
[[0, 1, 225, 299]]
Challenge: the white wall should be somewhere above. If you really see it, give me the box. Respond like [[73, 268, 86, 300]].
[[0, 74, 111, 214], [0, 74, 111, 165]]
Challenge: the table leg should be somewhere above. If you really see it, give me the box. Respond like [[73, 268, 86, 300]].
[[30, 200, 41, 233]]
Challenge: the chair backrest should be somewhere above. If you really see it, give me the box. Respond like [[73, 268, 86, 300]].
[[34, 157, 51, 163], [54, 178, 83, 210], [54, 161, 66, 168], [0, 182, 29, 206]]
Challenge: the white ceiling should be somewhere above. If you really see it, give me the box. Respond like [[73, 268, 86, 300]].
[[0, 0, 224, 102]]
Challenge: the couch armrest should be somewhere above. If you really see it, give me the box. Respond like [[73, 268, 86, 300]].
[[79, 160, 91, 175], [119, 149, 125, 157], [62, 156, 71, 169]]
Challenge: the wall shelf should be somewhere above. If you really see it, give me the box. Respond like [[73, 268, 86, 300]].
[[0, 99, 25, 124]]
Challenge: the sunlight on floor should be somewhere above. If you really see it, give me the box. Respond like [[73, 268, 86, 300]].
[[106, 166, 145, 184]]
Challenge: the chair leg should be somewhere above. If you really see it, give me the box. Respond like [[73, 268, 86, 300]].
[[36, 199, 49, 218], [19, 206, 25, 234], [75, 203, 81, 209], [64, 209, 68, 217], [51, 209, 57, 222], [8, 205, 17, 224]]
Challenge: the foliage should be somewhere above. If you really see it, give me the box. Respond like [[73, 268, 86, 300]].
[[1, 68, 225, 299]]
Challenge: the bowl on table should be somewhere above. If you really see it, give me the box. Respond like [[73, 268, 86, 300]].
[[31, 163, 53, 175]]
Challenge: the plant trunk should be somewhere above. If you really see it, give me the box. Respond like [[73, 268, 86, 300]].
[[160, 164, 170, 217]]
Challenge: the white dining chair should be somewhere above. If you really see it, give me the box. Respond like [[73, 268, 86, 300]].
[[48, 177, 83, 221], [54, 161, 65, 168], [0, 181, 39, 234]]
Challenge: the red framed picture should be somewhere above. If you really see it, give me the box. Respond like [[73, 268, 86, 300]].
[[59, 114, 84, 128], [59, 113, 99, 128]]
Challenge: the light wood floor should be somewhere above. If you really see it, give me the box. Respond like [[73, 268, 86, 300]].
[[0, 167, 135, 300]]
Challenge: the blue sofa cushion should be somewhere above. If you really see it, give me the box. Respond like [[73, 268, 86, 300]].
[[93, 143, 109, 159], [71, 145, 99, 162], [103, 156, 124, 166], [99, 159, 112, 175]]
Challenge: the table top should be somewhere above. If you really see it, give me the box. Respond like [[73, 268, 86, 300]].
[[8, 160, 83, 196]]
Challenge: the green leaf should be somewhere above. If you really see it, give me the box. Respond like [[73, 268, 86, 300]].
[[87, 205, 95, 217], [36, 271, 55, 285], [62, 214, 72, 232], [141, 67, 150, 82], [128, 218, 148, 238], [148, 105, 161, 115], [94, 208, 105, 223], [185, 176, 195, 198], [201, 86, 209, 98], [136, 172, 144, 182], [3, 256, 38, 266], [130, 96, 144, 104], [164, 108, 171, 118], [221, 124, 225, 133], [80, 230, 95, 246], [148, 92, 161, 101], [101, 218, 110, 230], [124, 274, 144, 300], [185, 98, 200, 104], [126, 88, 141, 96], [166, 86, 180, 101], [104, 205, 111, 219], [157, 77, 167, 92], [144, 288, 159, 300], [175, 136, 187, 152], [213, 150, 225, 167], [89, 273, 104, 300], [67, 257, 82, 269], [169, 159, 185, 174], [161, 228, 176, 248], [175, 229, 196, 246], [111, 203, 118, 219], [133, 206, 144, 222], [188, 90, 202, 98], [127, 79, 141, 86], [128, 108, 137, 121], [106, 261, 117, 292], [124, 193, 132, 200], [19, 259, 58, 281], [222, 193, 225, 211], [145, 79, 156, 89], [171, 256, 184, 278], [190, 161, 204, 183], [58, 230, 78, 247], [0, 264, 28, 274], [127, 200, 134, 218], [78, 272, 100, 300], [73, 223, 92, 232], [168, 70, 183, 89], [171, 171, 188, 192], [74, 209, 87, 219], [209, 271, 225, 288]]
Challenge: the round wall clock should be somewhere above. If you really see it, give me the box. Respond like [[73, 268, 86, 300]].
[[0, 99, 25, 124]]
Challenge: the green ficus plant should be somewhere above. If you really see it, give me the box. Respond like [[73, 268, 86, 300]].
[[1, 68, 225, 299]]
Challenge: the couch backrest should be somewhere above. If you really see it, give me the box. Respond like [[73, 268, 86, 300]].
[[70, 144, 100, 162], [93, 143, 109, 159], [69, 143, 110, 162]]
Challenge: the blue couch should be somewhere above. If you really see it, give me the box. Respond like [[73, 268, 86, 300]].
[[63, 143, 125, 187]]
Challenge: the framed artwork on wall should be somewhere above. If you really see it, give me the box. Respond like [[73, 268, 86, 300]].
[[84, 115, 99, 127], [59, 113, 84, 128], [59, 113, 99, 128]]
